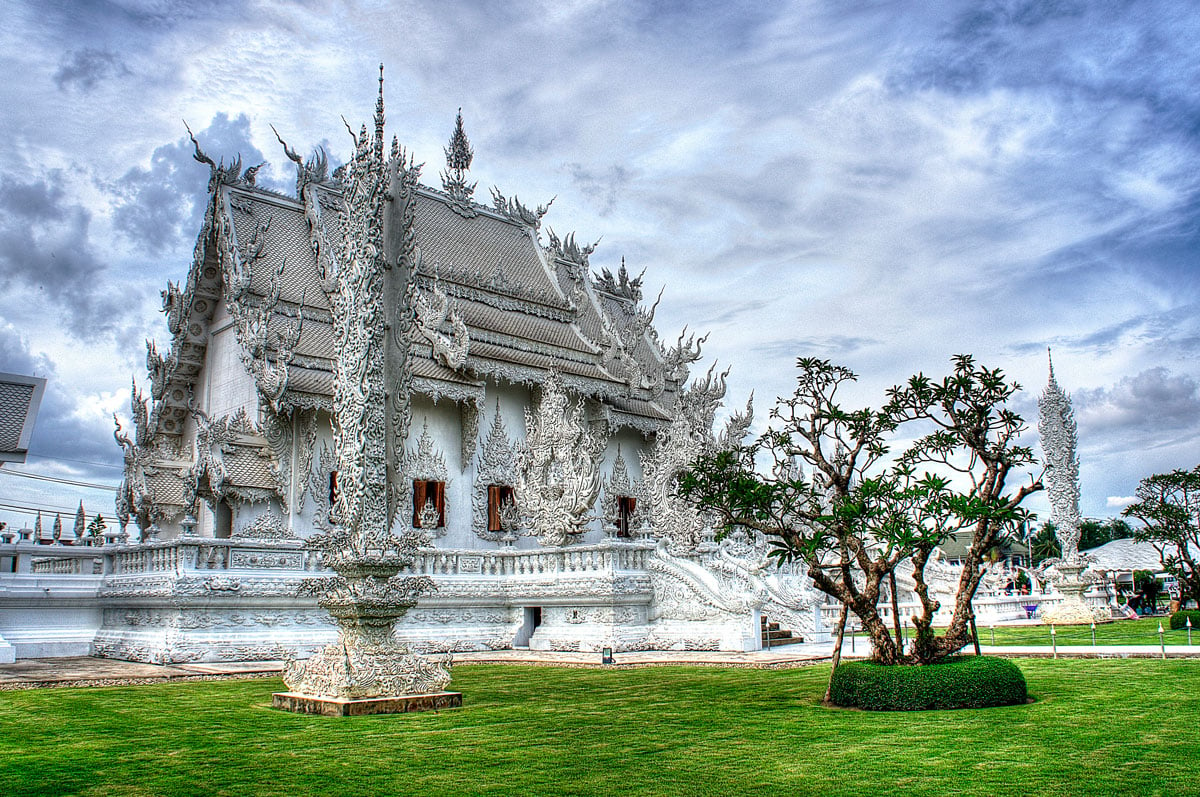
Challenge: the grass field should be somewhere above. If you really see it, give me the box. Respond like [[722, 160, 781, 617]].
[[2, 660, 1198, 796], [979, 616, 1196, 647], [847, 617, 1197, 648]]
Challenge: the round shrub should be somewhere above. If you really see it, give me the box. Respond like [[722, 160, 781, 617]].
[[829, 656, 1027, 711], [1169, 609, 1200, 631]]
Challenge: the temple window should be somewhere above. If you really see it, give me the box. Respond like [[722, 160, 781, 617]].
[[487, 485, 516, 532], [413, 480, 446, 529], [213, 501, 232, 539], [328, 471, 339, 507], [616, 495, 636, 538]]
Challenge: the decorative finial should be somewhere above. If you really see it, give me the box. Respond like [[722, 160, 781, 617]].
[[374, 63, 386, 157], [441, 108, 476, 204], [1047, 346, 1055, 384]]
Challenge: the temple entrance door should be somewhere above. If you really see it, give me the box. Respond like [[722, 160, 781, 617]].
[[513, 606, 542, 648]]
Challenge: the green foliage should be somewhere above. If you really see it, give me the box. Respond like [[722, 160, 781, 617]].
[[1133, 570, 1162, 604], [1031, 522, 1061, 564], [1079, 518, 1133, 551], [1169, 610, 1200, 630], [829, 656, 1027, 711], [1123, 465, 1200, 603], [85, 514, 106, 539]]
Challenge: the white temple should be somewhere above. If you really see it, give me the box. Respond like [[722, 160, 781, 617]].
[[0, 78, 823, 664]]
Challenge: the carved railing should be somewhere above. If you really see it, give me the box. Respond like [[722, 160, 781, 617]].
[[0, 543, 104, 575], [5, 538, 659, 579], [105, 538, 317, 575], [31, 556, 102, 575], [404, 541, 657, 578]]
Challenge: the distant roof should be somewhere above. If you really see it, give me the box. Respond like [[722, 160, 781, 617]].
[[0, 372, 46, 466], [1083, 537, 1200, 574], [938, 530, 1030, 560]]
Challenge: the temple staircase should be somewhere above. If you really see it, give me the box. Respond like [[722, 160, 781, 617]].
[[761, 616, 801, 648]]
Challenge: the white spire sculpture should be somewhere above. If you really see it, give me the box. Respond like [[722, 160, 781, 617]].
[[1037, 350, 1108, 625], [272, 67, 459, 715], [1038, 350, 1082, 565]]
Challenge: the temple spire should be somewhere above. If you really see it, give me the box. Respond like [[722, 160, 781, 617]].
[[441, 108, 476, 204], [1038, 349, 1082, 564], [374, 63, 386, 159]]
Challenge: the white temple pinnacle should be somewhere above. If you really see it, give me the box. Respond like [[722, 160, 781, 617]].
[[1038, 347, 1082, 564]]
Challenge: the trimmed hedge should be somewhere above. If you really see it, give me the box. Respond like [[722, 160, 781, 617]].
[[829, 656, 1027, 711], [1169, 610, 1200, 631]]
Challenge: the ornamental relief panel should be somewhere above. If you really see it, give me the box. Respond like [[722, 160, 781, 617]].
[[515, 373, 607, 547], [600, 446, 649, 537], [405, 419, 450, 537], [472, 401, 521, 542]]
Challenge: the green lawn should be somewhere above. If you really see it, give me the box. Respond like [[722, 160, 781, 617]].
[[2, 661, 1198, 796], [977, 617, 1194, 647], [850, 617, 1197, 648]]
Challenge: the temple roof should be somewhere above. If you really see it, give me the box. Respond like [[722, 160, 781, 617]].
[[204, 176, 680, 424], [0, 372, 46, 466], [137, 110, 706, 449]]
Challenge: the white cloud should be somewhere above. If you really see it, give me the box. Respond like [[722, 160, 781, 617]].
[[1, 0, 1199, 527]]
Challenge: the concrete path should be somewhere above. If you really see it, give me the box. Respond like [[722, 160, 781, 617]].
[[0, 657, 285, 690]]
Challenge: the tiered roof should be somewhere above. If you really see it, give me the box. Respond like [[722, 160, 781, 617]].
[[145, 109, 699, 447]]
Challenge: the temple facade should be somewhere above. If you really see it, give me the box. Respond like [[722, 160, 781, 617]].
[[87, 81, 823, 663]]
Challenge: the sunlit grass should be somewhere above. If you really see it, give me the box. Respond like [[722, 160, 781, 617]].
[[1, 660, 1198, 796], [976, 617, 1193, 647], [849, 617, 1196, 648]]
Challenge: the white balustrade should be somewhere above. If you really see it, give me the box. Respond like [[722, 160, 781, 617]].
[[6, 537, 661, 580], [402, 540, 656, 578]]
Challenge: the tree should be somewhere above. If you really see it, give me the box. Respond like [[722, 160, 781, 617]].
[[1079, 518, 1133, 551], [1030, 522, 1061, 564], [87, 514, 107, 541], [1133, 570, 1162, 609], [1122, 466, 1200, 605], [678, 355, 1042, 667]]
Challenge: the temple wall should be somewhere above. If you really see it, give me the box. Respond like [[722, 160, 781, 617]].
[[201, 301, 257, 422]]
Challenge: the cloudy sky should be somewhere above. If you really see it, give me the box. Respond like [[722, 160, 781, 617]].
[[1, 0, 1198, 531]]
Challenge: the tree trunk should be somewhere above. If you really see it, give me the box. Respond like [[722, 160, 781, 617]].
[[857, 602, 899, 664], [823, 601, 850, 704], [889, 570, 903, 655], [906, 547, 940, 664], [919, 518, 997, 662]]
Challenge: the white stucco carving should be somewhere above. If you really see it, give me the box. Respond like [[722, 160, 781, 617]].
[[516, 373, 606, 546]]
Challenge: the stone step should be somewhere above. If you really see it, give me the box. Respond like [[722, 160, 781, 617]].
[[760, 616, 802, 645]]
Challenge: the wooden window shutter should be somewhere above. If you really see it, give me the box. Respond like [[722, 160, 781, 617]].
[[433, 481, 446, 528], [487, 485, 502, 532], [412, 480, 427, 527]]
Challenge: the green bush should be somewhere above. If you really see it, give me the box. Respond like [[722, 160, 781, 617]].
[[1169, 610, 1200, 631], [829, 656, 1027, 711]]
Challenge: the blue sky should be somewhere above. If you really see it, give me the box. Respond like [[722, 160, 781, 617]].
[[1, 0, 1198, 530]]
